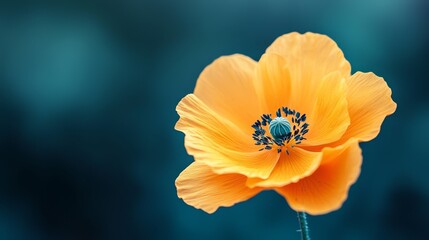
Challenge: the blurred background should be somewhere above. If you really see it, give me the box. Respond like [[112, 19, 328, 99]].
[[0, 0, 428, 239]]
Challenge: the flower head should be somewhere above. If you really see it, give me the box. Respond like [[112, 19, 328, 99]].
[[175, 32, 396, 215]]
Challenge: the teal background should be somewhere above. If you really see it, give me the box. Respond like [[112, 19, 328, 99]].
[[0, 0, 427, 239]]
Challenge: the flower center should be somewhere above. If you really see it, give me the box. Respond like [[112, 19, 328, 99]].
[[251, 107, 309, 154]]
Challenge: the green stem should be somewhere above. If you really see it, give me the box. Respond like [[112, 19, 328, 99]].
[[297, 212, 311, 240]]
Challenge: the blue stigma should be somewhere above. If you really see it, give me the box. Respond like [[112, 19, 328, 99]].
[[269, 117, 291, 141]]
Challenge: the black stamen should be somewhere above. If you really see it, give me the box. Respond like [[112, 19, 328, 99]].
[[276, 108, 281, 117]]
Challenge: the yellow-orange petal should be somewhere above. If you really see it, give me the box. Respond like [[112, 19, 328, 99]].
[[246, 148, 322, 188], [319, 138, 358, 165], [176, 94, 280, 179], [266, 32, 351, 83], [255, 53, 350, 146], [302, 71, 350, 146], [275, 141, 362, 215], [254, 53, 292, 114], [334, 72, 397, 145], [194, 54, 261, 135], [176, 162, 263, 214]]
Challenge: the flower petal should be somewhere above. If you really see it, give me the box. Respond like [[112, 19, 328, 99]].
[[176, 94, 280, 178], [255, 52, 349, 146], [275, 141, 362, 215], [247, 148, 322, 188], [266, 32, 351, 83], [194, 54, 261, 134], [254, 53, 292, 113], [176, 162, 262, 214], [335, 72, 397, 144], [302, 71, 350, 146]]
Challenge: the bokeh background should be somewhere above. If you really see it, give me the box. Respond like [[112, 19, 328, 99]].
[[0, 0, 428, 239]]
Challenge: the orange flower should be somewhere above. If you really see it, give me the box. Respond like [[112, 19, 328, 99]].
[[175, 32, 396, 215]]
